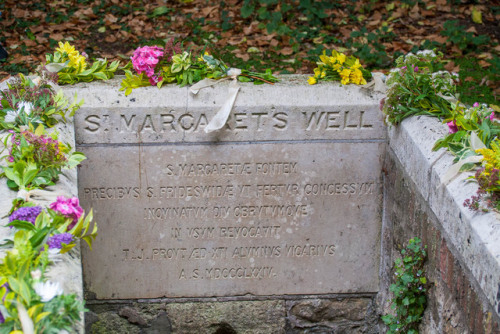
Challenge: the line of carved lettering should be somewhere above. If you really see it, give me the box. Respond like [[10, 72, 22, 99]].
[[202, 267, 276, 280], [122, 244, 335, 261], [144, 205, 308, 220], [83, 110, 373, 134], [82, 182, 377, 200], [171, 162, 297, 176]]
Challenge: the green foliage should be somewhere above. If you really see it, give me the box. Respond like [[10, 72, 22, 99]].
[[433, 103, 499, 167], [239, 0, 339, 45], [0, 74, 83, 130], [383, 50, 456, 124], [382, 238, 428, 334], [45, 42, 126, 85], [120, 46, 278, 96], [441, 20, 490, 51], [347, 26, 395, 68], [455, 56, 499, 106], [1, 125, 86, 191]]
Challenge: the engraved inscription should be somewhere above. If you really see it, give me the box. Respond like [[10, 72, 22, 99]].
[[82, 110, 374, 135], [79, 142, 383, 298]]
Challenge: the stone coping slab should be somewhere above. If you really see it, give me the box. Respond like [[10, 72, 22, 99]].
[[63, 75, 386, 145], [387, 115, 500, 319]]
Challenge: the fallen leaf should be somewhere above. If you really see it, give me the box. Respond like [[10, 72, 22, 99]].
[[280, 47, 294, 56], [105, 35, 117, 43], [202, 6, 217, 17], [471, 6, 482, 24]]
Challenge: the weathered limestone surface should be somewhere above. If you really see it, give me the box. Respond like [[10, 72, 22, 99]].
[[68, 76, 386, 301]]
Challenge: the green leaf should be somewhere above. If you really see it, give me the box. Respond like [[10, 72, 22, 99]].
[[150, 6, 171, 17], [7, 220, 37, 231], [92, 72, 109, 80]]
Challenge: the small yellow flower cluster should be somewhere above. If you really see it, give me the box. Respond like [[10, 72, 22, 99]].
[[56, 42, 87, 71], [308, 50, 368, 85]]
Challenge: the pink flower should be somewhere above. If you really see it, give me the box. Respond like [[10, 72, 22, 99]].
[[490, 112, 495, 121], [473, 102, 479, 107], [49, 196, 83, 230], [131, 46, 164, 84], [447, 120, 458, 134]]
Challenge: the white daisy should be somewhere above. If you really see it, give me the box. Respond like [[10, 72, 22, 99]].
[[34, 281, 63, 302]]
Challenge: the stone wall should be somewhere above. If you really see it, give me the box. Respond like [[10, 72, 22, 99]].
[[383, 115, 500, 334], [85, 296, 380, 333], [2, 77, 500, 333]]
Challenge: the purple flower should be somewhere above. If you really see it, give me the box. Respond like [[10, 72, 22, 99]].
[[47, 233, 73, 249], [9, 206, 42, 226], [473, 102, 479, 107], [490, 112, 495, 121], [413, 65, 419, 72], [0, 310, 4, 324], [447, 120, 458, 134]]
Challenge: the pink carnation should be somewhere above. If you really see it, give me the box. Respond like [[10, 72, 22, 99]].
[[131, 46, 164, 83], [447, 120, 458, 134], [49, 196, 83, 230]]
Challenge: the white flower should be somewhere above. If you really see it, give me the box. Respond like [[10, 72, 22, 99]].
[[3, 101, 33, 123], [31, 269, 42, 280], [4, 110, 18, 123], [17, 101, 33, 115], [34, 281, 63, 302]]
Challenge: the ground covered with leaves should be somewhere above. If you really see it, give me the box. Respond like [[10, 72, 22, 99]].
[[0, 0, 498, 103]]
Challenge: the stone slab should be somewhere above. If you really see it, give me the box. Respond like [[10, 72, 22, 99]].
[[73, 77, 386, 299], [79, 140, 384, 299], [66, 76, 386, 144]]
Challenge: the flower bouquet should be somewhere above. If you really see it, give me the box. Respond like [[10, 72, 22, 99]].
[[44, 42, 123, 85], [308, 49, 371, 85], [120, 39, 278, 96]]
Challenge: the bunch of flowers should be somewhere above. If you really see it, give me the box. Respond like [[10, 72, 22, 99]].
[[308, 49, 371, 86], [7, 130, 67, 167], [1, 126, 86, 191], [464, 140, 500, 211], [382, 50, 458, 124], [131, 45, 165, 85], [446, 102, 496, 134], [49, 196, 84, 230], [8, 205, 42, 225], [121, 38, 278, 96], [45, 41, 123, 85], [0, 74, 82, 129], [1, 194, 97, 332]]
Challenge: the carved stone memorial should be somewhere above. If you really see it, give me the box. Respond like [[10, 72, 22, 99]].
[[73, 77, 385, 299]]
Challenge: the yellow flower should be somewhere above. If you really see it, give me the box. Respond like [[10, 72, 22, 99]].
[[56, 41, 87, 71], [197, 51, 210, 62], [319, 54, 332, 67], [340, 68, 351, 85], [68, 53, 87, 71], [350, 68, 366, 85], [308, 76, 317, 85], [351, 58, 361, 70], [336, 53, 346, 65], [314, 68, 326, 78]]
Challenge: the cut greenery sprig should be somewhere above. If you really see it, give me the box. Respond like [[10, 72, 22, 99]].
[[120, 39, 278, 96], [308, 49, 372, 85]]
